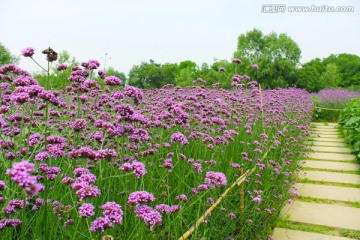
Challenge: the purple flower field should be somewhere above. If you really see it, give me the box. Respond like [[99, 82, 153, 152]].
[[0, 48, 314, 239]]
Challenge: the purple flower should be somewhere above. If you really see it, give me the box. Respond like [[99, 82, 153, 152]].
[[132, 161, 147, 178], [98, 70, 106, 79], [155, 204, 180, 214], [38, 163, 61, 180], [176, 194, 188, 201], [90, 217, 114, 232], [252, 64, 258, 70], [170, 132, 189, 145], [219, 67, 226, 72], [253, 195, 262, 203], [0, 218, 22, 230], [42, 47, 58, 62], [86, 60, 100, 70], [101, 202, 124, 224], [104, 76, 122, 86], [232, 58, 241, 64], [128, 191, 155, 205], [204, 171, 227, 187], [135, 205, 162, 230], [72, 119, 87, 132], [56, 63, 68, 71], [79, 203, 95, 218], [5, 161, 44, 198], [0, 181, 7, 190], [4, 199, 28, 214], [21, 47, 35, 57]]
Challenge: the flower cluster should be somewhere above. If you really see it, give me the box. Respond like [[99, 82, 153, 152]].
[[71, 169, 100, 201], [5, 161, 44, 198]]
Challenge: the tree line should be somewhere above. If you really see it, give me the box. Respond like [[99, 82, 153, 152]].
[[1, 28, 359, 92]]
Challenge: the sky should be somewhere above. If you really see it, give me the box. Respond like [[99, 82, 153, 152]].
[[1, 0, 359, 75]]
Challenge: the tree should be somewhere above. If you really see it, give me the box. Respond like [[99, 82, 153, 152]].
[[319, 63, 341, 89], [322, 53, 360, 87], [0, 42, 19, 65], [295, 65, 323, 92], [128, 60, 178, 88], [233, 29, 301, 88]]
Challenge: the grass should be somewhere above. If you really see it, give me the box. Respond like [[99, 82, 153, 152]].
[[301, 167, 360, 175], [277, 219, 360, 239], [297, 196, 360, 208], [297, 179, 360, 188]]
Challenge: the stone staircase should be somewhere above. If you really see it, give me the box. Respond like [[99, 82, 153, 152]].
[[273, 122, 360, 240]]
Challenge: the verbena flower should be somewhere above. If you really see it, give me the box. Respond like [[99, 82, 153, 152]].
[[204, 171, 227, 187], [79, 203, 95, 218], [21, 47, 35, 57], [128, 191, 155, 205], [90, 217, 113, 232], [170, 132, 189, 145], [56, 63, 68, 71], [6, 161, 44, 198], [101, 202, 124, 224], [104, 76, 122, 86], [135, 205, 162, 230]]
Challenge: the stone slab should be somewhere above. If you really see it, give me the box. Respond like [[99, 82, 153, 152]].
[[305, 141, 347, 147], [272, 228, 356, 240], [311, 122, 338, 126], [295, 183, 360, 202], [312, 129, 340, 132], [301, 160, 359, 171], [311, 134, 341, 139], [312, 126, 339, 130], [309, 138, 345, 143], [308, 152, 355, 161], [311, 146, 352, 153], [312, 130, 340, 134], [299, 171, 360, 185], [282, 201, 360, 231]]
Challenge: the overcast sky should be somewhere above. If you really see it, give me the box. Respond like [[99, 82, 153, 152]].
[[1, 0, 359, 75]]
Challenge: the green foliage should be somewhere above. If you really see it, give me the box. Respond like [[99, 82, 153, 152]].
[[234, 28, 301, 89], [340, 97, 360, 161], [128, 60, 177, 88], [319, 63, 341, 88], [0, 42, 19, 65], [296, 65, 323, 92], [323, 53, 360, 87], [298, 54, 360, 92]]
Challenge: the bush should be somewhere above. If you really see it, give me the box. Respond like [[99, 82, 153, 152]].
[[313, 89, 360, 122], [340, 96, 360, 161]]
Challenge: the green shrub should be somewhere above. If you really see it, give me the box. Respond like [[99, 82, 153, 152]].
[[340, 96, 360, 161]]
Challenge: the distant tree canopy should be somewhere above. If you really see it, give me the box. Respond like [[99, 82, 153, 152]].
[[295, 53, 360, 92], [2, 32, 359, 92], [233, 28, 301, 89], [0, 42, 19, 65]]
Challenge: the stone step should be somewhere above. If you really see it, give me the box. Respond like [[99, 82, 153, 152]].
[[311, 126, 339, 130], [312, 131, 340, 135], [311, 122, 338, 126], [282, 201, 360, 231], [311, 134, 341, 139], [305, 141, 347, 147], [309, 138, 345, 143], [312, 128, 340, 132], [301, 160, 359, 171], [272, 228, 356, 240], [295, 183, 360, 202], [299, 171, 360, 185], [311, 146, 352, 153], [308, 152, 355, 161]]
